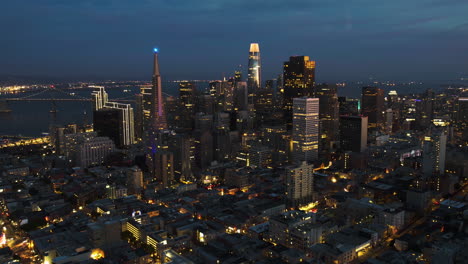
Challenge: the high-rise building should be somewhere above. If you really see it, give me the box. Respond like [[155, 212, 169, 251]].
[[285, 161, 315, 206], [234, 81, 248, 111], [179, 81, 196, 113], [255, 80, 274, 125], [418, 89, 435, 129], [247, 43, 261, 105], [338, 97, 360, 116], [145, 49, 168, 169], [361, 87, 384, 128], [193, 129, 214, 170], [283, 56, 316, 126], [134, 94, 144, 142], [127, 166, 144, 195], [423, 130, 447, 176], [234, 70, 242, 82], [339, 116, 368, 153], [195, 113, 213, 131], [457, 97, 468, 143], [91, 86, 108, 110], [150, 48, 168, 131], [457, 97, 468, 123], [139, 84, 152, 139], [169, 134, 193, 182], [213, 128, 232, 162], [92, 86, 135, 147], [94, 103, 135, 147], [198, 94, 215, 115], [292, 97, 319, 163], [262, 123, 287, 151], [93, 108, 121, 145], [385, 108, 393, 133], [315, 84, 339, 153], [210, 79, 235, 113], [154, 151, 174, 188]]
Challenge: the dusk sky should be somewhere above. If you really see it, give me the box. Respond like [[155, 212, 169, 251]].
[[1, 0, 468, 82]]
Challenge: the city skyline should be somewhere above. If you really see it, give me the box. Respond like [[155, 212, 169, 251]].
[[1, 1, 468, 81], [1, 2, 468, 263]]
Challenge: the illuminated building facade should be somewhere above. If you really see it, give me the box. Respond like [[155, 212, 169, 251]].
[[91, 86, 108, 110], [292, 97, 319, 163], [285, 161, 314, 206], [423, 130, 447, 177], [139, 84, 152, 139], [92, 87, 135, 147], [283, 56, 316, 125], [247, 43, 261, 105]]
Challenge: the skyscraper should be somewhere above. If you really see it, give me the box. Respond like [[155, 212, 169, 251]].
[[285, 161, 314, 207], [457, 97, 468, 143], [179, 81, 196, 113], [339, 116, 368, 153], [150, 48, 168, 131], [292, 97, 319, 163], [234, 81, 248, 111], [315, 84, 339, 153], [92, 86, 135, 147], [283, 56, 316, 126], [255, 79, 274, 125], [93, 108, 121, 146], [247, 43, 261, 105], [146, 48, 170, 184], [423, 130, 447, 176], [91, 86, 108, 110], [234, 70, 242, 82], [134, 94, 144, 142], [169, 133, 193, 182], [139, 84, 152, 139], [154, 151, 174, 188], [361, 87, 384, 128]]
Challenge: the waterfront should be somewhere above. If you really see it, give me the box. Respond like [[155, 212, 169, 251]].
[[0, 80, 464, 137], [0, 85, 144, 137]]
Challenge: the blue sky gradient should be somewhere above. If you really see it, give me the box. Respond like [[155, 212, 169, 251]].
[[1, 0, 467, 82]]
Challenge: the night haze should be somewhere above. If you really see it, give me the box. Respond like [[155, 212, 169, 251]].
[[1, 0, 468, 82]]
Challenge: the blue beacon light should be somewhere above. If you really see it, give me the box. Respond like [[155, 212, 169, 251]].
[[153, 48, 159, 53]]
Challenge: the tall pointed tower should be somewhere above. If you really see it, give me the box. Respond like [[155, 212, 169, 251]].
[[247, 43, 261, 92], [151, 48, 167, 131], [147, 48, 169, 183]]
